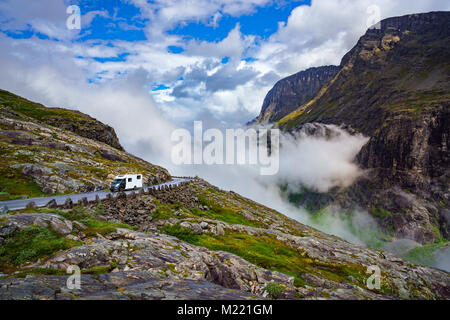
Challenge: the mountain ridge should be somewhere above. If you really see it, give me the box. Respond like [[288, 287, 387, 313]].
[[255, 65, 340, 123], [259, 12, 449, 247]]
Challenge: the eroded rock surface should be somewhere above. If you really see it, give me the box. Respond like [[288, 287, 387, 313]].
[[1, 180, 448, 300]]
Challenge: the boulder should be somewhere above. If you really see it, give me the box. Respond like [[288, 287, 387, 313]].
[[78, 197, 88, 207], [116, 192, 127, 200], [26, 201, 37, 209], [0, 205, 8, 215], [49, 219, 73, 236], [73, 221, 87, 230], [216, 223, 225, 236], [46, 199, 58, 209], [191, 223, 203, 234], [63, 198, 73, 209]]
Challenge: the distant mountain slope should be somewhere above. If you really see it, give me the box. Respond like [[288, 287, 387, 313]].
[[0, 89, 170, 200], [272, 12, 450, 245], [255, 66, 340, 123]]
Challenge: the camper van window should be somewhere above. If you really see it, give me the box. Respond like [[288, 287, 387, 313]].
[[112, 179, 124, 184], [137, 175, 141, 179], [128, 178, 132, 182]]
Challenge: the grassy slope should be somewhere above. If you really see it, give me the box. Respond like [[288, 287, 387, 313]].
[[0, 205, 134, 274], [154, 184, 379, 292]]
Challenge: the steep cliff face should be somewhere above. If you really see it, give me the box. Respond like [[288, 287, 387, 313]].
[[279, 12, 449, 133], [355, 104, 449, 243], [0, 89, 123, 150], [255, 66, 340, 123], [274, 12, 450, 245]]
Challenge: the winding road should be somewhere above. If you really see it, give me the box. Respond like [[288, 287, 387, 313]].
[[0, 177, 192, 211]]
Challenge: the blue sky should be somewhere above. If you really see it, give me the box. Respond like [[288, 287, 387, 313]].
[[0, 1, 310, 51], [0, 0, 448, 134], [167, 1, 310, 42], [0, 0, 315, 117], [70, 0, 312, 43]]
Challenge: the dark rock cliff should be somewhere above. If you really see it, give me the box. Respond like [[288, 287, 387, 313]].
[[255, 65, 340, 123], [275, 12, 450, 244], [44, 116, 123, 151]]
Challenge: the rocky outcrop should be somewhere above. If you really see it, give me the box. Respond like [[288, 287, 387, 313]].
[[255, 66, 340, 123], [0, 89, 123, 150], [0, 271, 259, 300], [0, 103, 170, 198], [355, 104, 450, 242], [43, 116, 123, 151]]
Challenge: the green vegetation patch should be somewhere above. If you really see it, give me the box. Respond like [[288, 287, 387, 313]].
[[161, 224, 367, 288], [0, 89, 87, 122], [0, 226, 81, 272], [193, 194, 262, 228], [0, 167, 45, 201], [404, 242, 448, 267], [263, 282, 285, 299], [38, 206, 134, 236], [369, 206, 395, 219], [81, 262, 119, 274], [152, 200, 185, 220]]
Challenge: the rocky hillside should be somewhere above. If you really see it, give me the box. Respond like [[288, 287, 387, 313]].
[[267, 12, 449, 247], [0, 90, 170, 200], [255, 66, 340, 123], [0, 90, 123, 150], [0, 180, 449, 299]]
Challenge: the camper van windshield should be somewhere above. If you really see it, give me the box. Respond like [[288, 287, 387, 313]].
[[112, 179, 124, 184]]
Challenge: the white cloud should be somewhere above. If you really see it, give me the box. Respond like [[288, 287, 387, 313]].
[[127, 0, 272, 34], [3, 0, 448, 126]]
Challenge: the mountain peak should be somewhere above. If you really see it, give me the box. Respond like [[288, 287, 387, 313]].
[[255, 65, 340, 123]]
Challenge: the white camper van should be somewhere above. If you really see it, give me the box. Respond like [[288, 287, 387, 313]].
[[109, 174, 143, 192]]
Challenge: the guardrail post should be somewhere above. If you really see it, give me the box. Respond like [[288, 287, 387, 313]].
[[63, 198, 73, 209]]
